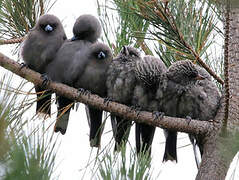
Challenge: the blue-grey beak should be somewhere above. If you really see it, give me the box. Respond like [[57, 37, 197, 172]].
[[98, 51, 106, 59], [45, 24, 53, 32], [71, 36, 78, 41]]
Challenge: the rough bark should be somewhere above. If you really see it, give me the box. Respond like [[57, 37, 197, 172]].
[[196, 99, 229, 180], [196, 5, 239, 180], [227, 6, 239, 131], [0, 51, 213, 136]]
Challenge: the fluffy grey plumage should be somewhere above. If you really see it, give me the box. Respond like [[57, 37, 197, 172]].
[[46, 40, 91, 135], [45, 14, 106, 139], [72, 14, 101, 43], [73, 42, 112, 146], [106, 46, 142, 151], [21, 14, 67, 115], [159, 60, 221, 163], [133, 55, 167, 154], [46, 41, 112, 142]]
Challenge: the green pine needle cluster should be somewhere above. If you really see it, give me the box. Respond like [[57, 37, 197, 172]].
[[0, 74, 59, 180], [0, 0, 57, 39]]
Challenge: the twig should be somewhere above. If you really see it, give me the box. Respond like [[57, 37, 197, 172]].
[[0, 37, 24, 45]]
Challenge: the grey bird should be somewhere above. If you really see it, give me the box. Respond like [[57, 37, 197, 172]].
[[46, 41, 112, 144], [71, 14, 102, 42], [45, 39, 92, 135], [21, 14, 67, 115], [72, 43, 112, 147], [46, 14, 104, 140], [158, 60, 220, 164], [106, 46, 142, 151], [133, 55, 167, 155]]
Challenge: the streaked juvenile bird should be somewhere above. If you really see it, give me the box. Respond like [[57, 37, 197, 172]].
[[177, 66, 221, 167], [106, 46, 142, 151], [133, 55, 167, 155], [21, 14, 67, 115], [159, 60, 220, 164]]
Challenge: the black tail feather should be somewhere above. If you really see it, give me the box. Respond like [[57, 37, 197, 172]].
[[35, 86, 52, 115], [86, 105, 103, 147], [54, 95, 74, 135], [111, 115, 132, 151], [163, 130, 177, 162], [136, 123, 155, 155]]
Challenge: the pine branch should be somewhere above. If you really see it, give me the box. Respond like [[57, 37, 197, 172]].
[[0, 51, 215, 136], [197, 3, 239, 180], [182, 38, 224, 85], [196, 98, 228, 180], [134, 0, 224, 84], [0, 37, 24, 45]]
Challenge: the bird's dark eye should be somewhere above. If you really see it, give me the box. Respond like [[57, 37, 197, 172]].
[[97, 51, 106, 59], [129, 52, 137, 57], [189, 73, 197, 78]]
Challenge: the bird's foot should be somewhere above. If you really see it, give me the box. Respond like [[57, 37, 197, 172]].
[[84, 90, 91, 98], [186, 116, 192, 125], [78, 88, 85, 96], [77, 88, 91, 98], [103, 97, 112, 106], [20, 62, 28, 69], [129, 105, 141, 117], [41, 73, 50, 87], [152, 111, 164, 121]]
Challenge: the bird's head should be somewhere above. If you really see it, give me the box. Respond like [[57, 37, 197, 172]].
[[89, 42, 113, 63], [166, 60, 205, 86], [32, 14, 62, 34], [72, 14, 102, 42], [116, 46, 141, 63]]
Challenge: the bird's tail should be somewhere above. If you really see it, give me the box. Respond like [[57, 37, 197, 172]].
[[135, 123, 155, 155], [54, 96, 74, 135], [111, 115, 132, 151], [85, 105, 104, 148], [135, 123, 141, 154], [163, 130, 178, 162], [189, 134, 202, 169], [35, 86, 52, 116]]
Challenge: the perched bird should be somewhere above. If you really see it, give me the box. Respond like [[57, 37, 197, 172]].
[[21, 14, 67, 115], [177, 66, 221, 167], [72, 14, 106, 147], [106, 46, 142, 151], [71, 42, 112, 147], [158, 60, 221, 163], [133, 55, 167, 155], [46, 14, 105, 139], [46, 42, 112, 141], [72, 14, 102, 42]]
